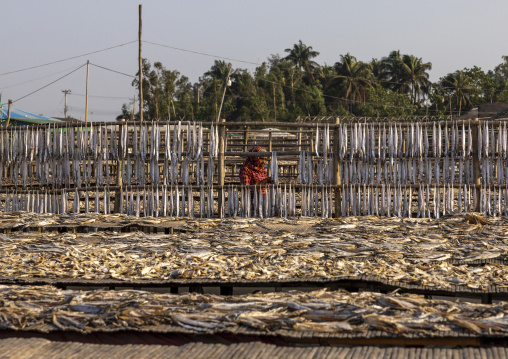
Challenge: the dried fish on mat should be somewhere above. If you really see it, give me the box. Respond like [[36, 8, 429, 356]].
[[1, 285, 508, 338], [0, 214, 508, 290]]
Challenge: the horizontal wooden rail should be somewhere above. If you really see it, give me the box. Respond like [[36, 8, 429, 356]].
[[2, 118, 506, 131]]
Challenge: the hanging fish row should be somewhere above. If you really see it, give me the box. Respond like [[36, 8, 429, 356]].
[[333, 122, 475, 161], [340, 184, 508, 218], [0, 121, 212, 163], [0, 121, 220, 188], [339, 158, 479, 185], [478, 121, 508, 159], [300, 156, 508, 186], [0, 185, 334, 219], [3, 184, 508, 218], [1, 120, 507, 189]]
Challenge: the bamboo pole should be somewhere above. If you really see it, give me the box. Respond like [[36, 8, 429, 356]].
[[0, 183, 490, 196], [333, 117, 342, 217], [217, 66, 232, 123], [138, 4, 144, 122], [298, 128, 302, 152], [218, 118, 226, 218], [0, 119, 495, 131], [114, 124, 124, 213], [472, 118, 481, 212], [85, 60, 89, 124], [5, 100, 12, 127], [243, 126, 249, 152], [267, 130, 273, 177]]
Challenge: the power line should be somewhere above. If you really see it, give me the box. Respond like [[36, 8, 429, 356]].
[[0, 65, 86, 90], [10, 64, 86, 104], [0, 41, 137, 77], [69, 93, 132, 100], [144, 40, 258, 66], [89, 63, 136, 79]]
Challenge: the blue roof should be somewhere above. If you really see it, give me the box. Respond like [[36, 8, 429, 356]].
[[0, 107, 60, 124]]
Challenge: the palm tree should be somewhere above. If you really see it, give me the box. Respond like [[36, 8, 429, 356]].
[[399, 55, 432, 104], [284, 40, 320, 83], [439, 71, 476, 116], [204, 60, 231, 84], [315, 64, 336, 86], [370, 58, 389, 87], [380, 51, 432, 104], [382, 50, 404, 92], [331, 53, 374, 112]]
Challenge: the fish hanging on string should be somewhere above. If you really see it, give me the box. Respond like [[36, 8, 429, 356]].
[[271, 151, 278, 185], [314, 124, 320, 157]]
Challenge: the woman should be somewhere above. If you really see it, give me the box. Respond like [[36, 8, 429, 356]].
[[239, 146, 271, 186]]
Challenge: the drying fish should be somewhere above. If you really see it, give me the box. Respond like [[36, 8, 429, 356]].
[[1, 285, 508, 338]]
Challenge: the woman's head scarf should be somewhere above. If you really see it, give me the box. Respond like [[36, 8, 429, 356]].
[[244, 146, 267, 169]]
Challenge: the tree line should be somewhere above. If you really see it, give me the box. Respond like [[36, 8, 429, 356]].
[[118, 40, 508, 122]]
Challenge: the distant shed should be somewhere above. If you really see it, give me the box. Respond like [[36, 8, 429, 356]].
[[478, 102, 508, 120], [0, 107, 62, 126]]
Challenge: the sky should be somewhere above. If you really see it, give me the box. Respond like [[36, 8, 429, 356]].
[[1, 0, 508, 122]]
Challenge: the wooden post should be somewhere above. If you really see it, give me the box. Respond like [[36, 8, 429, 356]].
[[472, 118, 481, 212], [225, 128, 228, 153], [298, 128, 302, 152], [138, 4, 144, 122], [218, 118, 226, 218], [114, 123, 124, 213], [267, 130, 273, 177], [85, 60, 89, 124], [333, 118, 342, 217], [217, 65, 232, 122], [243, 126, 249, 152], [5, 100, 12, 127], [268, 130, 273, 152]]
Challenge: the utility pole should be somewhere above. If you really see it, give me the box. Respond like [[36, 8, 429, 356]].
[[216, 65, 232, 122], [5, 100, 12, 127], [272, 82, 276, 121], [62, 90, 71, 119], [85, 60, 89, 124], [138, 4, 143, 122]]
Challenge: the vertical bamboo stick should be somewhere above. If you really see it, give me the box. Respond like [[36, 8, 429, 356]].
[[5, 100, 12, 127], [138, 4, 144, 122], [333, 117, 341, 217], [218, 118, 226, 217], [472, 118, 481, 212], [243, 126, 249, 152], [267, 130, 273, 177], [85, 60, 89, 124], [114, 124, 123, 213], [298, 128, 302, 152]]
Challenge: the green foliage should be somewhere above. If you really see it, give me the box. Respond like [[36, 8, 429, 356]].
[[122, 46, 508, 122], [438, 70, 477, 116], [377, 51, 432, 105], [489, 56, 508, 103], [131, 59, 193, 121], [284, 40, 320, 84], [462, 66, 495, 103], [328, 53, 375, 113], [356, 87, 415, 117]]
